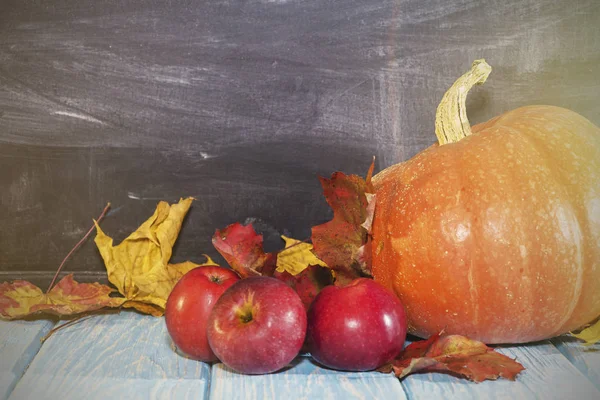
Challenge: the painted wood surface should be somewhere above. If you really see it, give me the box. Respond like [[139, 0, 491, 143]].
[[400, 339, 600, 400], [552, 336, 600, 392], [2, 0, 600, 288], [0, 318, 55, 400], [210, 356, 407, 400], [8, 312, 210, 400], [1, 314, 599, 399]]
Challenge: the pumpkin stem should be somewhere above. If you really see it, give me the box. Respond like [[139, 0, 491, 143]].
[[435, 59, 492, 145]]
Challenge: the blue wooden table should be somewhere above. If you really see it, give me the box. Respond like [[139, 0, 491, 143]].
[[1, 311, 599, 400]]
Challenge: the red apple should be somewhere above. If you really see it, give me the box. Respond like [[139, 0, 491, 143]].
[[165, 266, 240, 362], [207, 276, 307, 374], [306, 278, 407, 371]]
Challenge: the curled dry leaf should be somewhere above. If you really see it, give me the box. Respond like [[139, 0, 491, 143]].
[[311, 159, 376, 285], [0, 275, 125, 320], [572, 318, 600, 345], [378, 332, 525, 383], [212, 223, 334, 308], [94, 197, 215, 315], [212, 222, 277, 278], [274, 265, 335, 310]]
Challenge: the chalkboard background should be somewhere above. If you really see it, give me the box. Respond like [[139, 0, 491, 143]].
[[1, 0, 599, 287]]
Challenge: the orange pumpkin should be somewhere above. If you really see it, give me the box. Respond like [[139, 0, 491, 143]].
[[371, 60, 600, 344]]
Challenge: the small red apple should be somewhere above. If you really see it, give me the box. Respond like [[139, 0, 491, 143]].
[[207, 276, 307, 374], [165, 266, 240, 362], [306, 278, 407, 371]]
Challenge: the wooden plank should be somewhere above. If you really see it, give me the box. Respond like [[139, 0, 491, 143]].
[[0, 318, 55, 400], [210, 355, 407, 400], [399, 341, 600, 400], [552, 335, 600, 391], [9, 311, 210, 400]]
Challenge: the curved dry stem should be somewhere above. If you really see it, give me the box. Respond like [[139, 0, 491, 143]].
[[435, 59, 492, 145], [40, 308, 122, 343], [40, 314, 92, 343], [46, 202, 111, 293]]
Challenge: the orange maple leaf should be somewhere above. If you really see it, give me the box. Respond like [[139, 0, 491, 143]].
[[379, 332, 525, 382], [0, 274, 125, 320]]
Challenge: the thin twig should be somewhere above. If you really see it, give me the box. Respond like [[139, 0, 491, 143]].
[[40, 306, 124, 343], [277, 236, 312, 254], [46, 202, 111, 293], [40, 314, 92, 343]]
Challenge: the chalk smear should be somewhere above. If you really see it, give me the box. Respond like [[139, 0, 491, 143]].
[[54, 111, 106, 125]]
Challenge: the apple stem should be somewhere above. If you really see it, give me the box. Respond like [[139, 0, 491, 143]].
[[236, 299, 256, 324], [46, 202, 111, 293], [239, 311, 253, 323], [434, 59, 492, 145]]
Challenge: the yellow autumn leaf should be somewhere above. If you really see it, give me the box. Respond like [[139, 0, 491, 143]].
[[276, 236, 327, 276], [120, 301, 165, 316], [119, 259, 219, 315], [94, 197, 217, 315], [572, 318, 600, 345]]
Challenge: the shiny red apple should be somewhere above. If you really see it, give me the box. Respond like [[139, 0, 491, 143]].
[[165, 266, 240, 362], [306, 278, 407, 371], [207, 276, 307, 374]]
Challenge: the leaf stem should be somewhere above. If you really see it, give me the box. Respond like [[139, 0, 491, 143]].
[[40, 314, 91, 343], [40, 308, 122, 343], [277, 237, 312, 253], [46, 202, 111, 293]]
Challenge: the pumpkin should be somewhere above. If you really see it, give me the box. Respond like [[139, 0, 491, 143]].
[[371, 60, 600, 344]]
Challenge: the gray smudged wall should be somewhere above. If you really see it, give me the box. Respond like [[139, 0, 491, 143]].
[[1, 0, 599, 285]]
